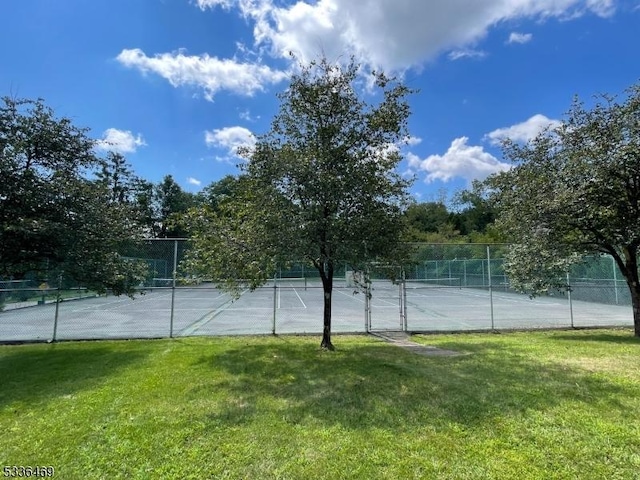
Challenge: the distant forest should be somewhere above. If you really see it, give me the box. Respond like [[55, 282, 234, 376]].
[[110, 165, 503, 243]]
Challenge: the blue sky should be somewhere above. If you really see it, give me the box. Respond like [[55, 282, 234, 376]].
[[2, 0, 639, 201]]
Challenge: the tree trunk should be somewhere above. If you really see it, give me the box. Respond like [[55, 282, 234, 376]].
[[630, 284, 640, 337], [320, 260, 335, 350], [620, 247, 640, 337]]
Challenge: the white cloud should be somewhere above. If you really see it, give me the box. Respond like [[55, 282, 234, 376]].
[[404, 135, 422, 147], [448, 49, 487, 61], [196, 0, 616, 71], [205, 126, 256, 159], [239, 109, 260, 122], [196, 0, 234, 9], [187, 177, 202, 186], [508, 32, 533, 44], [122, 1, 616, 100], [96, 128, 146, 153], [116, 48, 288, 101], [486, 114, 562, 145], [409, 137, 510, 184], [585, 0, 616, 17]]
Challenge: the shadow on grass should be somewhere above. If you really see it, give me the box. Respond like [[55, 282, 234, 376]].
[[550, 332, 640, 345], [0, 344, 148, 408], [191, 337, 636, 431]]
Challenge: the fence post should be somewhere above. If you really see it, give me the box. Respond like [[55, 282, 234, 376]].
[[463, 259, 467, 287], [612, 255, 619, 305], [481, 260, 486, 287], [364, 269, 371, 332], [364, 285, 369, 332], [567, 271, 574, 328], [272, 274, 277, 335], [169, 240, 178, 338], [402, 269, 407, 331], [51, 274, 62, 343], [487, 246, 495, 330], [503, 263, 508, 292]]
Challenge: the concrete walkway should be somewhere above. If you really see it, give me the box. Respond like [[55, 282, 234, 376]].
[[370, 331, 464, 357]]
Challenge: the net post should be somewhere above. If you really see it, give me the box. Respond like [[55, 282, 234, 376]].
[[302, 264, 306, 290]]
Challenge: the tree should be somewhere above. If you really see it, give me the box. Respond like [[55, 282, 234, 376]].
[[96, 152, 134, 203], [96, 151, 153, 232], [485, 83, 640, 336], [56, 179, 149, 294], [121, 174, 196, 239], [196, 175, 242, 211], [125, 178, 158, 237], [0, 97, 146, 294], [182, 175, 280, 292], [154, 175, 195, 238], [404, 202, 451, 235], [185, 57, 414, 349], [451, 183, 498, 237]]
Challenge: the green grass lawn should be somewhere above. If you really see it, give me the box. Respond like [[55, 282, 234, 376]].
[[1, 329, 639, 479]]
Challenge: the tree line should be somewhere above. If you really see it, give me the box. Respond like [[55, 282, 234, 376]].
[[98, 152, 501, 244]]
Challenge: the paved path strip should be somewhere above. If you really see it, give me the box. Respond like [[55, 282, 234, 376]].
[[370, 331, 464, 357]]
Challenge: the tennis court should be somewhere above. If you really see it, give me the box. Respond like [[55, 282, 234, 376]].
[[0, 277, 633, 342], [399, 282, 632, 331], [0, 281, 362, 341]]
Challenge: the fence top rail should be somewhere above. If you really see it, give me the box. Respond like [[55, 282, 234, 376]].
[[140, 237, 190, 241], [403, 242, 511, 245], [130, 239, 516, 249], [0, 287, 60, 293]]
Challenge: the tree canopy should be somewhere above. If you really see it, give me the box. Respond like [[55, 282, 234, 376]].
[[184, 57, 415, 349], [153, 175, 196, 238], [0, 97, 146, 294], [485, 82, 640, 335]]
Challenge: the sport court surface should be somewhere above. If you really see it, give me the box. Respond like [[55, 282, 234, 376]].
[[0, 280, 632, 342]]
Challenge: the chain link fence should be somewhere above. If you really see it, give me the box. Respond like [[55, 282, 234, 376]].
[[0, 241, 633, 342]]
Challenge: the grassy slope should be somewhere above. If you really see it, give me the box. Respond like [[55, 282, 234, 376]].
[[1, 330, 639, 479]]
